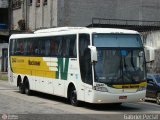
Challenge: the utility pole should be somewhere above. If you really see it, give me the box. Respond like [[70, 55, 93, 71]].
[[50, 0, 53, 27], [26, 0, 28, 31]]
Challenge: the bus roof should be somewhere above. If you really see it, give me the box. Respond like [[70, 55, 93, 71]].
[[10, 27, 139, 39]]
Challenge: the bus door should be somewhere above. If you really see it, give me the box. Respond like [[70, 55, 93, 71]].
[[83, 49, 93, 101], [79, 47, 93, 101], [79, 34, 92, 101]]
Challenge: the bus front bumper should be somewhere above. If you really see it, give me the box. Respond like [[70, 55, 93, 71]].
[[86, 90, 146, 104]]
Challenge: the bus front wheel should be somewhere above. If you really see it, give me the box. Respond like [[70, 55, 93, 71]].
[[69, 87, 79, 106]]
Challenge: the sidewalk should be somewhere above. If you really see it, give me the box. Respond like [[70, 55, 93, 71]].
[[0, 72, 8, 81]]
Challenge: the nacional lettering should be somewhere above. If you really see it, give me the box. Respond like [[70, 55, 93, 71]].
[[12, 58, 24, 63], [12, 58, 16, 63], [28, 60, 40, 66]]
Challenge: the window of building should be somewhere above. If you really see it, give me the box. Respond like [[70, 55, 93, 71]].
[[28, 0, 33, 6], [43, 0, 47, 6], [12, 0, 21, 9], [36, 0, 40, 7]]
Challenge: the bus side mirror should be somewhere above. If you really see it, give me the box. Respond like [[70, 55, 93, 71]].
[[88, 46, 97, 63]]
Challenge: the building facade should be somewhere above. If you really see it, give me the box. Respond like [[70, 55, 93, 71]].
[[0, 0, 9, 72], [11, 0, 160, 31], [11, 0, 58, 31]]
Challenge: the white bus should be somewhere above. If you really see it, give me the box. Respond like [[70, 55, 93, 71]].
[[8, 27, 147, 106]]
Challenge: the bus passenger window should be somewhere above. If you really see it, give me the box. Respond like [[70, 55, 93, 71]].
[[19, 41, 24, 54], [15, 40, 24, 55], [68, 35, 76, 57], [45, 38, 50, 56], [65, 38, 70, 57], [58, 36, 66, 57], [50, 37, 61, 56], [33, 38, 44, 56], [50, 39, 56, 56], [23, 39, 28, 55], [34, 48, 39, 55], [39, 39, 45, 55], [61, 39, 67, 57], [62, 35, 77, 58], [29, 41, 34, 55]]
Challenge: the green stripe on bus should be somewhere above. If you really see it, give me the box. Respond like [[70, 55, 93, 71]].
[[56, 58, 69, 80]]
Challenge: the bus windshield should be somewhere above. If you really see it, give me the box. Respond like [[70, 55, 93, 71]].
[[93, 34, 145, 84]]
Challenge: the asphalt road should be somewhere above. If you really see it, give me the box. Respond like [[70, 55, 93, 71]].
[[0, 80, 159, 120]]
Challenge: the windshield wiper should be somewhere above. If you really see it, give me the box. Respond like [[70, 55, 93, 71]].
[[123, 57, 128, 72], [117, 54, 124, 83], [131, 51, 136, 71]]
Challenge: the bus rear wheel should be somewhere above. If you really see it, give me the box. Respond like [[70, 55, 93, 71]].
[[24, 79, 31, 95], [69, 87, 79, 106], [19, 82, 25, 94]]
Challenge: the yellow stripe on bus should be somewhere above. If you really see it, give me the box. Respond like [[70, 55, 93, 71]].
[[10, 56, 57, 78], [112, 82, 147, 89]]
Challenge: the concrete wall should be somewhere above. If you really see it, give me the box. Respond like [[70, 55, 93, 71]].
[[12, 0, 160, 31], [61, 0, 117, 26], [11, 0, 160, 40], [144, 31, 160, 49], [143, 31, 160, 73], [12, 8, 23, 30], [116, 0, 160, 22], [59, 0, 160, 26]]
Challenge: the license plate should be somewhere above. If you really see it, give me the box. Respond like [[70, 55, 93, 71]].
[[119, 96, 127, 99]]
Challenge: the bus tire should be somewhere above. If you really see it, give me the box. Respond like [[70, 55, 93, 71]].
[[69, 86, 79, 106], [156, 93, 160, 105], [24, 79, 32, 95], [112, 103, 122, 106], [19, 82, 25, 94]]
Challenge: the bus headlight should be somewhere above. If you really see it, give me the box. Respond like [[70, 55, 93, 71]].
[[137, 86, 146, 92], [93, 86, 108, 92]]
